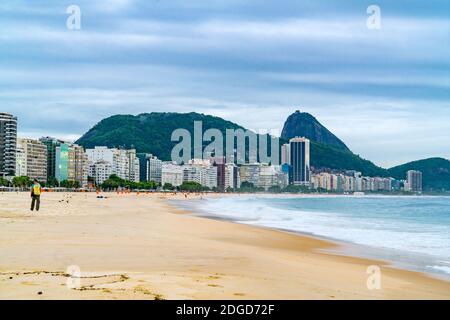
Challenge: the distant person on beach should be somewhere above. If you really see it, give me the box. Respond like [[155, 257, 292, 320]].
[[30, 179, 42, 212]]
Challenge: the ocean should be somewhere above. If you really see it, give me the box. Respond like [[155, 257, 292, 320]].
[[174, 195, 450, 279]]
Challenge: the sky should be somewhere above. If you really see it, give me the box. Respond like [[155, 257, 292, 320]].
[[0, 0, 449, 168]]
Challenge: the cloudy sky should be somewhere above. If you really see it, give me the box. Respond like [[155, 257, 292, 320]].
[[0, 0, 449, 168]]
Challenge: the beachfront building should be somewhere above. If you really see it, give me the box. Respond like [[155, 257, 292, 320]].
[[289, 137, 310, 186], [15, 138, 48, 182], [147, 154, 162, 183], [15, 142, 26, 177], [137, 153, 162, 183], [281, 143, 290, 165], [72, 144, 89, 187], [239, 163, 287, 190], [40, 137, 69, 183], [127, 149, 140, 183], [225, 163, 240, 190], [211, 157, 226, 192], [86, 146, 140, 183], [111, 148, 140, 182], [89, 160, 112, 185], [259, 165, 288, 190], [183, 159, 218, 189], [405, 170, 423, 192], [161, 162, 184, 187], [311, 171, 395, 193], [0, 113, 18, 177], [239, 163, 261, 187], [113, 149, 128, 179], [55, 142, 89, 187]]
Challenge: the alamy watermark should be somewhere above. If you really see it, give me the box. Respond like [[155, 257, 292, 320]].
[[367, 5, 381, 30], [66, 5, 81, 30], [66, 265, 82, 289], [171, 121, 280, 165], [366, 265, 382, 290]]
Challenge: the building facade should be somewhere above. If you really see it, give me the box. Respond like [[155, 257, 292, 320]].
[[161, 162, 184, 187], [86, 146, 140, 183], [15, 141, 27, 177], [89, 160, 112, 185], [0, 113, 18, 177], [16, 138, 48, 182], [54, 142, 88, 187], [239, 163, 261, 187], [182, 159, 218, 189], [40, 137, 67, 183], [137, 154, 162, 183], [406, 170, 423, 192], [289, 137, 310, 186], [281, 143, 290, 165], [225, 163, 240, 190]]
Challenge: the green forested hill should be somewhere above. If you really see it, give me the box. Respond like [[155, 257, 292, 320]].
[[76, 112, 246, 161], [310, 142, 388, 177], [388, 158, 450, 191]]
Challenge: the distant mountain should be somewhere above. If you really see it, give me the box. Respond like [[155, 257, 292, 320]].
[[281, 110, 350, 151], [388, 158, 450, 191]]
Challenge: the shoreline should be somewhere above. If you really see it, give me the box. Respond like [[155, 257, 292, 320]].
[[1, 192, 449, 300], [168, 195, 450, 282]]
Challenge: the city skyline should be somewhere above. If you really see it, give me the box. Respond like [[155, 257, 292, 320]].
[[1, 0, 449, 167]]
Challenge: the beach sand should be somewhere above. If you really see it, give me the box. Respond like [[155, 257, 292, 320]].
[[0, 192, 449, 300]]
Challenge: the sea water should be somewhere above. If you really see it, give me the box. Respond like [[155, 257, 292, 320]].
[[175, 195, 450, 279]]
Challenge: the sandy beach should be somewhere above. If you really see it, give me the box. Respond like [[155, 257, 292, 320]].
[[0, 191, 449, 300]]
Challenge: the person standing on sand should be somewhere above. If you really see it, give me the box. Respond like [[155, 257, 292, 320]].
[[30, 179, 42, 212]]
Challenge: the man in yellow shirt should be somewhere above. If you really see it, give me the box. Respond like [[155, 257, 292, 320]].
[[31, 179, 42, 212]]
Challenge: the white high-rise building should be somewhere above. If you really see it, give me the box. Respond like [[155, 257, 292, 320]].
[[89, 160, 113, 185], [182, 159, 218, 189], [15, 142, 27, 177], [86, 146, 140, 183], [161, 162, 184, 187], [127, 149, 140, 183], [86, 146, 114, 164], [148, 155, 162, 183], [406, 170, 422, 192], [225, 163, 239, 190]]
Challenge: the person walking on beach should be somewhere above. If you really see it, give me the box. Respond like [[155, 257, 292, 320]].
[[31, 179, 42, 212]]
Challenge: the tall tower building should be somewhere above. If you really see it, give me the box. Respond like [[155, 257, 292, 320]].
[[0, 113, 18, 177], [211, 157, 226, 192], [39, 137, 66, 183], [406, 170, 423, 192], [289, 137, 310, 186]]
